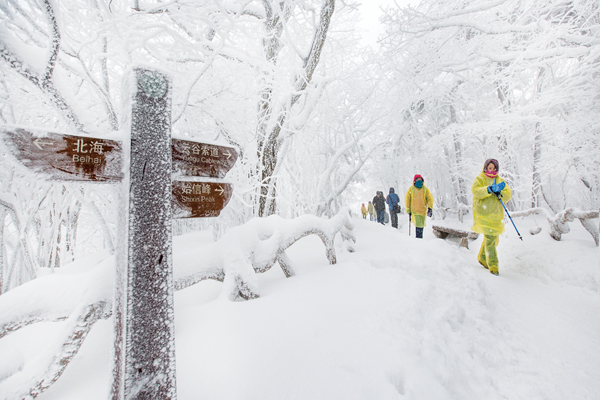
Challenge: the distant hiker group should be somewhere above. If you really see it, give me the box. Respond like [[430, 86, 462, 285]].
[[359, 158, 513, 276], [361, 174, 434, 239]]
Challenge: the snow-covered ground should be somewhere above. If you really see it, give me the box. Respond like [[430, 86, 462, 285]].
[[3, 214, 600, 400]]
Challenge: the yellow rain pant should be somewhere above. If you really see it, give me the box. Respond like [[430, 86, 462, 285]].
[[477, 235, 499, 274]]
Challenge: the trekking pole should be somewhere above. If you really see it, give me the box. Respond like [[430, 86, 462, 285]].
[[408, 214, 411, 236], [495, 193, 523, 241]]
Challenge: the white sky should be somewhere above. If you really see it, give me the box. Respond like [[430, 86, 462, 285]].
[[358, 0, 415, 45]]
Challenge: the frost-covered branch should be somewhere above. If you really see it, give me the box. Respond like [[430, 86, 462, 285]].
[[0, 0, 85, 133], [1, 301, 111, 400], [0, 258, 113, 399], [292, 0, 335, 106]]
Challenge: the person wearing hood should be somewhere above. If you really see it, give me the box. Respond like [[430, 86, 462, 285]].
[[360, 203, 367, 219], [405, 175, 433, 238], [386, 187, 401, 228], [367, 201, 375, 221], [471, 158, 512, 276], [372, 191, 386, 225]]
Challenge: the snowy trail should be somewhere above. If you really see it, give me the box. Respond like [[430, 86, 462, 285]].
[[25, 216, 600, 400], [490, 270, 600, 399]]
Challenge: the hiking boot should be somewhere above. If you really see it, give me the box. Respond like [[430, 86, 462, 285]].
[[490, 270, 499, 276]]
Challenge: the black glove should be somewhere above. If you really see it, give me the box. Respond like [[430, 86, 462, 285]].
[[427, 208, 433, 217], [408, 213, 411, 219]]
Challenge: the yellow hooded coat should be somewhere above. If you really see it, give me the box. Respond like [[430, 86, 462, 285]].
[[471, 172, 512, 235], [405, 185, 433, 227]]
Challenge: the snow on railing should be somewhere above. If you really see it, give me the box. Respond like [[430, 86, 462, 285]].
[[436, 203, 470, 222], [511, 207, 599, 247], [0, 207, 355, 398], [174, 206, 355, 300], [430, 204, 598, 247]]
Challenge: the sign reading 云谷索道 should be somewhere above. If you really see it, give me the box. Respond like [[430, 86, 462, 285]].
[[172, 138, 237, 178]]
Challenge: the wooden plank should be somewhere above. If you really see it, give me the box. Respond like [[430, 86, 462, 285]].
[[171, 180, 233, 218], [432, 224, 479, 249], [1, 127, 123, 182], [432, 229, 449, 239], [172, 138, 237, 178], [432, 224, 478, 238]]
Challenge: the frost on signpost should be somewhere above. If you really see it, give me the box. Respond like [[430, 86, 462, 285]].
[[113, 68, 176, 400]]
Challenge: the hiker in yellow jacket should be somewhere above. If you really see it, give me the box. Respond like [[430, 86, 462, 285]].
[[360, 203, 367, 219], [405, 174, 433, 238], [367, 201, 375, 221], [472, 158, 512, 276]]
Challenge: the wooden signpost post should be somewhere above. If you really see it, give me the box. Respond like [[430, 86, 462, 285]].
[[0, 67, 238, 400]]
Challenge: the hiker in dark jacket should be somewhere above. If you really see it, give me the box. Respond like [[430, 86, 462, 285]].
[[372, 191, 386, 225], [386, 187, 401, 228]]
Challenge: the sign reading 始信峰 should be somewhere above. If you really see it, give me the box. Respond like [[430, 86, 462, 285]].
[[171, 180, 233, 218]]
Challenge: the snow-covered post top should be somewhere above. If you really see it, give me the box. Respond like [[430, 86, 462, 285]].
[[112, 68, 177, 400]]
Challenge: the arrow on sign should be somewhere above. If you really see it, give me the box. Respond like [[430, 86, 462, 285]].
[[33, 138, 53, 150], [171, 180, 233, 219], [171, 138, 238, 178], [1, 127, 123, 182]]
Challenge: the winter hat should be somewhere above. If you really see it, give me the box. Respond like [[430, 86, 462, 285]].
[[483, 158, 499, 172], [413, 174, 424, 183]]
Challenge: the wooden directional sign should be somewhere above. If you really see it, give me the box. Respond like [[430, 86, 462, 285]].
[[172, 180, 233, 218], [172, 138, 237, 178], [1, 127, 123, 182]]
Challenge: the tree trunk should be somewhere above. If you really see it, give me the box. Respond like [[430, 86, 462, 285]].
[[531, 122, 542, 208], [448, 102, 468, 206], [256, 0, 335, 217], [0, 209, 5, 294]]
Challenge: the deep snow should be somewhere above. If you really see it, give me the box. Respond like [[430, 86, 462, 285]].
[[2, 213, 599, 400]]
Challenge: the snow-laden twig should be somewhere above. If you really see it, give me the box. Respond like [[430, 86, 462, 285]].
[[174, 207, 355, 300]]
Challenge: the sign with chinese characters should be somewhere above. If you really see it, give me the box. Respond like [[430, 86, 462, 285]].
[[171, 180, 233, 218], [0, 127, 123, 182], [172, 138, 237, 178]]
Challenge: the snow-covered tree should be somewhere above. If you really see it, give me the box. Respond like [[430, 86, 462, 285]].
[[378, 0, 600, 211]]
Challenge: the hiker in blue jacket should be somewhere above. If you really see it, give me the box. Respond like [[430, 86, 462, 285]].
[[386, 187, 401, 229]]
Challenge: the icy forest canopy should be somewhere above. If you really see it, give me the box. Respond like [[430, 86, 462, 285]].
[[1, 0, 599, 291]]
